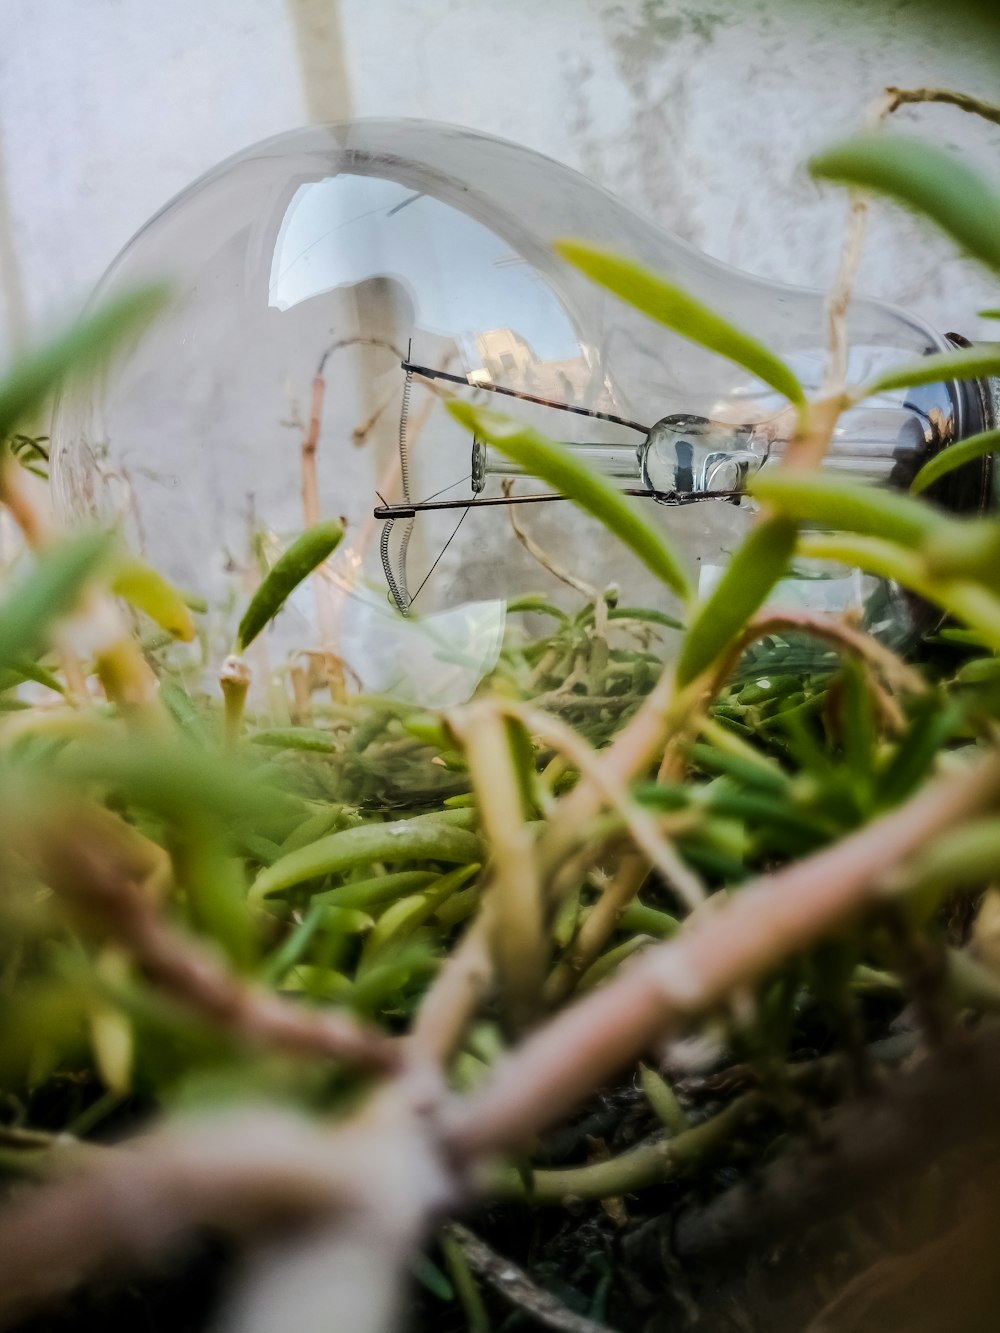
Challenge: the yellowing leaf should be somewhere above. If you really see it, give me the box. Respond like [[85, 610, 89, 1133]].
[[111, 554, 196, 641]]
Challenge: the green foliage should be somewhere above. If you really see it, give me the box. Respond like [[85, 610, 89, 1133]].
[[6, 96, 1000, 1333], [250, 727, 341, 754], [50, 734, 296, 828], [855, 343, 1000, 400], [810, 134, 1000, 273], [8, 433, 49, 479], [555, 239, 806, 410], [911, 428, 1000, 494], [237, 518, 344, 649], [110, 551, 196, 641], [676, 517, 797, 685], [0, 533, 111, 669], [749, 469, 945, 548], [0, 287, 169, 441], [251, 808, 482, 901]]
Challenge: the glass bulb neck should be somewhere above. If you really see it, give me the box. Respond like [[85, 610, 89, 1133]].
[[472, 397, 942, 499], [471, 437, 643, 492], [470, 415, 768, 497]]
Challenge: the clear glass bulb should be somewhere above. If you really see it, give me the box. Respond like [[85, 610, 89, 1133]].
[[51, 119, 994, 707]]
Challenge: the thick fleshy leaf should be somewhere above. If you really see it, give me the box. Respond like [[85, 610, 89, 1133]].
[[251, 808, 481, 901], [749, 469, 949, 546], [448, 402, 691, 603], [798, 532, 1000, 651], [0, 287, 169, 439], [110, 553, 196, 641], [853, 345, 1000, 401], [555, 240, 806, 408], [249, 727, 340, 754], [810, 135, 1000, 273], [0, 533, 112, 669], [676, 516, 797, 685], [910, 428, 1000, 494], [52, 736, 296, 827], [237, 519, 344, 650]]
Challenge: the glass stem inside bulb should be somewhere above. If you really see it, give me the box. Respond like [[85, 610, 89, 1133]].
[[471, 399, 928, 498], [471, 439, 642, 491], [471, 415, 764, 496]]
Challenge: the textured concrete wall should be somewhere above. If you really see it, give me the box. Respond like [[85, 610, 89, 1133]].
[[1, 0, 998, 358]]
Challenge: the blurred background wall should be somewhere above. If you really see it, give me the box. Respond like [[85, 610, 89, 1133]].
[[0, 0, 998, 363]]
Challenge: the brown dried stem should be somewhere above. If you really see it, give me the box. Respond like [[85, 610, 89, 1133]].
[[881, 84, 1000, 129], [711, 607, 927, 699], [824, 82, 1000, 397], [409, 910, 495, 1065], [0, 1080, 456, 1333], [504, 478, 598, 601], [301, 373, 325, 529], [442, 750, 1000, 1159], [451, 703, 547, 1034], [40, 814, 400, 1074], [0, 1109, 357, 1326], [446, 1223, 615, 1333]]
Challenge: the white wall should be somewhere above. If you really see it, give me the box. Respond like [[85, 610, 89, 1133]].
[[1, 0, 998, 359]]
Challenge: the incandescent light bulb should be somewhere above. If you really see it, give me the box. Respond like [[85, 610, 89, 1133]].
[[50, 119, 997, 707]]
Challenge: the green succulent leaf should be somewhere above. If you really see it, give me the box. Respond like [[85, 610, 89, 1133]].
[[810, 134, 1000, 273], [249, 727, 340, 754], [853, 345, 1000, 401], [676, 516, 798, 686], [910, 428, 1000, 494], [555, 239, 806, 409], [749, 469, 949, 547], [251, 808, 481, 901], [237, 519, 344, 650], [0, 533, 112, 670], [0, 286, 169, 440], [798, 532, 1000, 651], [52, 736, 296, 827]]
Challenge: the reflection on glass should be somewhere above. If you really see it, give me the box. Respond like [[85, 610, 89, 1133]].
[[50, 120, 991, 706]]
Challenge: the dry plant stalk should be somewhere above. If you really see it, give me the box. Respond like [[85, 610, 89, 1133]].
[[823, 83, 1000, 397], [450, 705, 547, 1033], [504, 477, 600, 601], [446, 1223, 615, 1333], [39, 812, 400, 1074], [0, 1083, 456, 1333], [442, 749, 1000, 1159]]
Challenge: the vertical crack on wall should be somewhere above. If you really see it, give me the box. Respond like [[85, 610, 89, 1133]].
[[0, 120, 29, 354], [286, 0, 353, 125]]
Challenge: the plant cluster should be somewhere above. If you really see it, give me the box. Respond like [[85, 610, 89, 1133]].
[[1, 86, 1000, 1333]]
